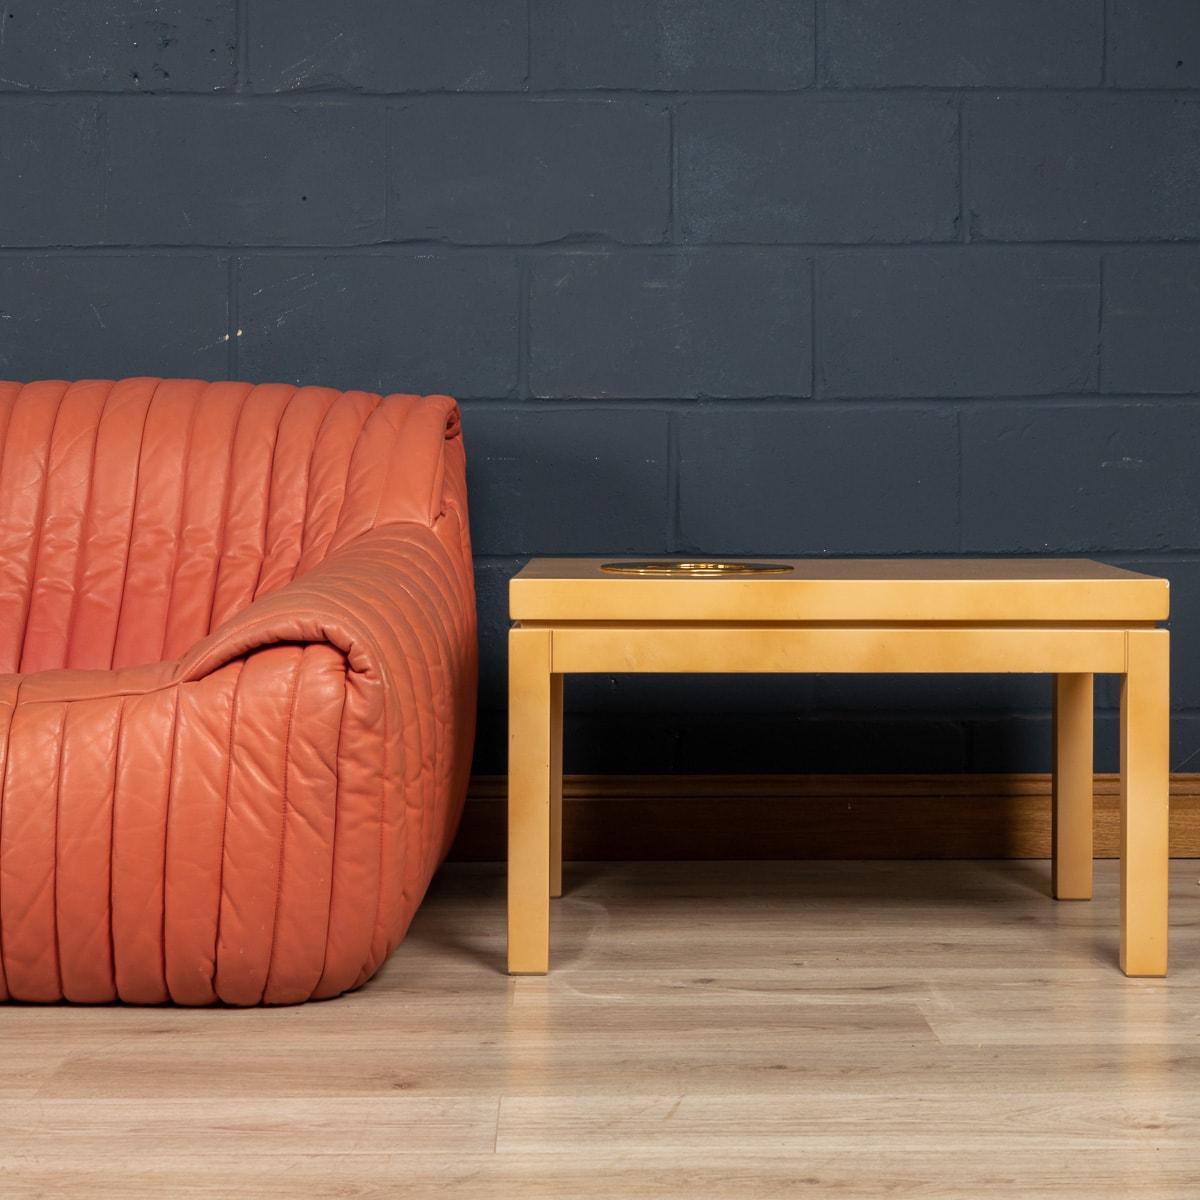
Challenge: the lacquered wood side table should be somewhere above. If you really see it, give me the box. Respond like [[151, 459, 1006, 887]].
[[506, 558, 1170, 977]]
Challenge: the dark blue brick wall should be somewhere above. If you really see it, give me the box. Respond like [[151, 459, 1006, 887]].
[[676, 96, 959, 243], [1, 2, 1198, 776]]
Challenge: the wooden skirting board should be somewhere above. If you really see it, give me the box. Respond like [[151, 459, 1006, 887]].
[[450, 773, 1200, 861]]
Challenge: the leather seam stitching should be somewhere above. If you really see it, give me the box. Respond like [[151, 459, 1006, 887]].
[[203, 384, 251, 636], [294, 390, 342, 575], [50, 704, 67, 999], [110, 380, 162, 669], [261, 649, 304, 1004], [61, 383, 108, 668], [0, 675, 26, 998], [17, 382, 69, 672], [158, 384, 206, 661], [106, 696, 125, 1000], [211, 659, 245, 1004], [313, 666, 346, 998], [247, 385, 303, 603], [329, 393, 383, 546], [159, 685, 182, 1001]]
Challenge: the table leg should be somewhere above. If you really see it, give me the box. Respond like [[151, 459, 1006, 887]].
[[1120, 630, 1170, 977], [1052, 673, 1094, 900], [508, 627, 552, 974], [549, 673, 564, 900]]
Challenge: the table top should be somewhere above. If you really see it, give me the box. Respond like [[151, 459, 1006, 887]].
[[510, 557, 1169, 624]]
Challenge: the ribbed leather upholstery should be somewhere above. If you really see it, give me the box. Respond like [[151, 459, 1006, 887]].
[[0, 379, 477, 1005]]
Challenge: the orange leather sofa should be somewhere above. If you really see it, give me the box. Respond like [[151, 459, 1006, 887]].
[[0, 379, 477, 1005]]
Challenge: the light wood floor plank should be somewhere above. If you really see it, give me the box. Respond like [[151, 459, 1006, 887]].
[[2, 859, 1198, 1197], [0, 1096, 498, 1158], [3, 1153, 1200, 1200], [496, 1090, 1200, 1153]]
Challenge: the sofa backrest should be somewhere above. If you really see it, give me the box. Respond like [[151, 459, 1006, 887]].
[[0, 378, 463, 673]]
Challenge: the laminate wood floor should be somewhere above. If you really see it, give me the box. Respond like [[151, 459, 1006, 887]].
[[2, 860, 1199, 1199]]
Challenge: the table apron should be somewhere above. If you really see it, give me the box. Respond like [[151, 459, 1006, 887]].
[[546, 625, 1135, 674]]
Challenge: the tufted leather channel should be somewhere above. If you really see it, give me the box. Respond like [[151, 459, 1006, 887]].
[[0, 379, 477, 1005]]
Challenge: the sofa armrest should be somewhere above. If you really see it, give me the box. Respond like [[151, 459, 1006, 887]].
[[0, 521, 477, 1007], [175, 519, 478, 980], [176, 522, 474, 693]]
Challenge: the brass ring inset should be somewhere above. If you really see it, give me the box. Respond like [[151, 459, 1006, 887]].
[[600, 560, 794, 577]]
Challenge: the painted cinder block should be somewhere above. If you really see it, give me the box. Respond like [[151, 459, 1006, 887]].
[[0, 1, 236, 92], [818, 250, 1099, 397], [822, 0, 1101, 87], [531, 0, 814, 91], [247, 0, 526, 92], [960, 402, 1200, 552], [530, 250, 812, 399], [968, 96, 1200, 242], [0, 254, 230, 380], [1108, 0, 1200, 88], [0, 101, 104, 246], [1103, 251, 1200, 394], [103, 100, 387, 246], [678, 95, 958, 244], [389, 99, 669, 244], [676, 405, 960, 555], [463, 405, 670, 555], [237, 252, 518, 399]]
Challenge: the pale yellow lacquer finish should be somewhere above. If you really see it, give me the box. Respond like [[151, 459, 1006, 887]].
[[1120, 630, 1170, 976], [507, 627, 555, 974], [1053, 673, 1095, 900], [507, 558, 1171, 977]]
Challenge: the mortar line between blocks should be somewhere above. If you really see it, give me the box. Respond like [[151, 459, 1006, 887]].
[[955, 406, 964, 553], [517, 256, 531, 400], [524, 0, 534, 90], [235, 0, 249, 92], [809, 257, 819, 399], [666, 411, 681, 551], [383, 104, 392, 239], [813, 0, 823, 85], [667, 103, 678, 243], [1101, 0, 1112, 86], [958, 97, 969, 243], [228, 257, 240, 377]]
